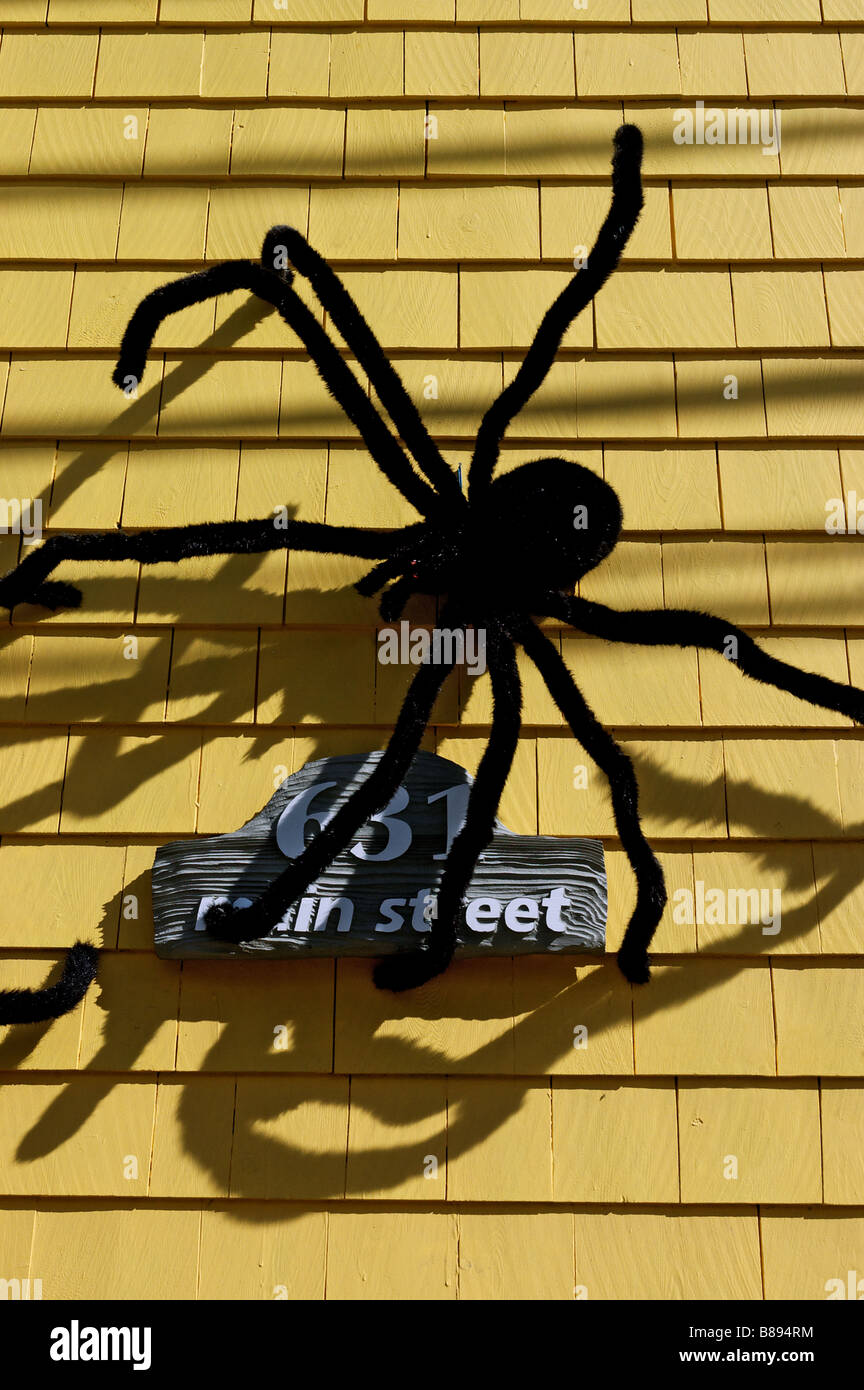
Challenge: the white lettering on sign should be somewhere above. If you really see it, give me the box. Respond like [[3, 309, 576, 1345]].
[[194, 887, 574, 937], [465, 897, 502, 933], [428, 783, 470, 859], [274, 779, 469, 863], [349, 785, 412, 862], [194, 895, 253, 931], [376, 898, 407, 933], [314, 897, 353, 932], [195, 774, 578, 942], [275, 781, 338, 858], [504, 897, 540, 933], [542, 887, 570, 929]]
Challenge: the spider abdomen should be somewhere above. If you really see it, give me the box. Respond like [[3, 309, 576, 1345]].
[[475, 458, 622, 601]]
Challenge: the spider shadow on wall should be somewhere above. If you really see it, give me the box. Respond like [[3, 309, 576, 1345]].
[[2, 742, 860, 1218]]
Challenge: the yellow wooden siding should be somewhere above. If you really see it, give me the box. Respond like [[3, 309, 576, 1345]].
[[0, 10, 862, 1302]]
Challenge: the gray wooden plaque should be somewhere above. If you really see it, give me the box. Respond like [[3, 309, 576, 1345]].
[[152, 749, 606, 959]]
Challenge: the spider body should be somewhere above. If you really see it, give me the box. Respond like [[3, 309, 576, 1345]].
[[2, 122, 864, 1025], [382, 459, 622, 616], [471, 458, 623, 599]]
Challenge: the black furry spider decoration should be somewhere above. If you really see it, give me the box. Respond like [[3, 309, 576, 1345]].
[[2, 123, 864, 1027]]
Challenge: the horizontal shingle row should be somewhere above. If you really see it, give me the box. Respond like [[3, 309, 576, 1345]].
[[2, 181, 863, 265], [0, 1069, 862, 1203], [4, 440, 864, 534], [2, 104, 864, 176], [3, 1, 863, 28], [1, 539, 864, 625], [2, 624, 864, 724], [4, 352, 864, 440], [4, 263, 864, 351], [4, 1201, 863, 1301], [2, 27, 864, 98], [1, 727, 864, 839]]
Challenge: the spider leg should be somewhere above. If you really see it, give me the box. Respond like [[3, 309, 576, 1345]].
[[547, 595, 864, 725], [374, 623, 523, 992], [0, 517, 408, 614], [0, 942, 98, 1026], [354, 533, 435, 610], [468, 124, 644, 502], [113, 256, 440, 518], [354, 553, 409, 599], [112, 261, 272, 389], [204, 650, 458, 944], [261, 226, 464, 511], [518, 617, 665, 985]]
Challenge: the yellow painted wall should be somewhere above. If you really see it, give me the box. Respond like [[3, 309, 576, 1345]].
[[1, 3, 863, 1301]]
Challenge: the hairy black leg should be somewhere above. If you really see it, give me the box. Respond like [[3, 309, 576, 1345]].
[[468, 125, 644, 500], [205, 650, 457, 944], [355, 553, 409, 600], [519, 618, 665, 985], [355, 529, 437, 599], [374, 624, 523, 992], [262, 226, 463, 510], [377, 575, 419, 623], [0, 942, 98, 1025], [0, 517, 406, 614], [112, 262, 277, 389], [548, 595, 864, 725], [113, 256, 440, 517], [355, 527, 462, 611]]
